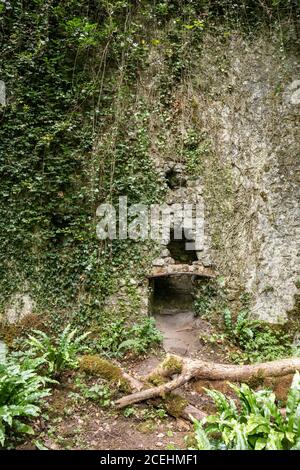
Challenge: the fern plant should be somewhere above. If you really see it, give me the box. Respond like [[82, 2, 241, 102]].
[[191, 372, 300, 450], [223, 308, 257, 342], [26, 325, 89, 376], [118, 317, 163, 355], [223, 308, 292, 362], [97, 319, 127, 357], [98, 317, 162, 358], [0, 357, 51, 446]]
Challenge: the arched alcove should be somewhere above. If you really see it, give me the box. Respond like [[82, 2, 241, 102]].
[[167, 228, 197, 264]]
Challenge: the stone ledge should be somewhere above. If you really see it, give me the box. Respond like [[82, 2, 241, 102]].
[[148, 264, 216, 278]]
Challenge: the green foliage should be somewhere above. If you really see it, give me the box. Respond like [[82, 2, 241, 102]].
[[0, 0, 298, 324], [64, 17, 99, 47], [0, 356, 51, 446], [183, 130, 211, 176], [190, 418, 213, 450], [142, 405, 167, 421], [0, 0, 299, 448], [97, 317, 162, 357], [123, 404, 167, 420], [73, 377, 111, 407], [119, 317, 163, 354], [26, 325, 90, 375], [0, 0, 167, 323], [194, 277, 227, 318], [223, 308, 293, 363], [0, 1, 297, 376], [95, 319, 127, 357], [191, 372, 300, 450]]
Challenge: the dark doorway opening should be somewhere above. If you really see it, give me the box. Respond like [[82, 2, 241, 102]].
[[149, 274, 199, 355], [150, 275, 194, 315], [167, 228, 197, 264]]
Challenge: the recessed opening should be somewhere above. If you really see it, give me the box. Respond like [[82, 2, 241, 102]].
[[167, 228, 197, 264], [165, 168, 186, 189], [150, 274, 196, 355], [150, 275, 194, 315], [149, 274, 214, 355]]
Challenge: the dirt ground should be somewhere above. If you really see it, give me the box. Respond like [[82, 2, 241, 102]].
[[14, 320, 293, 451], [15, 315, 232, 451], [19, 399, 186, 450], [16, 370, 197, 451], [154, 310, 226, 361]]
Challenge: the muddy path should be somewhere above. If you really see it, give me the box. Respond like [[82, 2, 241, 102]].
[[150, 274, 226, 361], [154, 310, 209, 356]]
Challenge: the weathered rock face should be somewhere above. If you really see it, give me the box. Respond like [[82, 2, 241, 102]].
[[4, 31, 298, 327], [289, 80, 300, 105], [192, 36, 300, 323], [0, 80, 5, 107], [3, 292, 35, 324]]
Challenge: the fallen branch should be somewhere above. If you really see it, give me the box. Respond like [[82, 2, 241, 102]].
[[186, 357, 300, 382], [79, 354, 204, 422], [115, 355, 300, 409], [181, 403, 207, 422], [116, 369, 192, 408], [121, 369, 205, 421]]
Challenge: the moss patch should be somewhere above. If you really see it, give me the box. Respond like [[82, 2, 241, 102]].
[[0, 313, 48, 348], [136, 420, 156, 434], [164, 393, 188, 418], [162, 356, 183, 375], [148, 373, 168, 386], [79, 354, 131, 393], [245, 373, 265, 390]]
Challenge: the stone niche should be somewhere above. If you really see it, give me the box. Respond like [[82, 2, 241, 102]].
[[147, 159, 216, 318]]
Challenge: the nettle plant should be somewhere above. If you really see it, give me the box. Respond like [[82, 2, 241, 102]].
[[191, 372, 300, 451]]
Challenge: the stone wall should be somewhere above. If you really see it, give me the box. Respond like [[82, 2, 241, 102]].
[[3, 30, 299, 326], [104, 32, 300, 324]]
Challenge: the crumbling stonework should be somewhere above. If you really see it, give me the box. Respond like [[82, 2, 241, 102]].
[[150, 263, 215, 278]]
